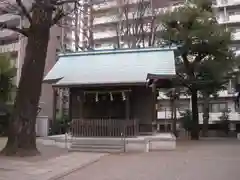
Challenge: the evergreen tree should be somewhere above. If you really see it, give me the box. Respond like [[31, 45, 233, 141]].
[[159, 0, 237, 139], [0, 53, 16, 103]]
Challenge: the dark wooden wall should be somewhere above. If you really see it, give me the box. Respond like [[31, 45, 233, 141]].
[[130, 86, 153, 132], [69, 85, 154, 133]]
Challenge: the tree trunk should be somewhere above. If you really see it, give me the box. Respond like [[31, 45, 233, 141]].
[[190, 86, 199, 140], [74, 2, 79, 51], [1, 8, 52, 156], [202, 93, 210, 137]]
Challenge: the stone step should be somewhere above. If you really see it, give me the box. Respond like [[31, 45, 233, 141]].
[[72, 139, 125, 146], [69, 147, 123, 153], [69, 137, 126, 153], [71, 144, 124, 149], [70, 144, 124, 153]]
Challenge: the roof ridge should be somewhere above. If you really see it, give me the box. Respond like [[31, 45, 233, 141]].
[[58, 47, 176, 57]]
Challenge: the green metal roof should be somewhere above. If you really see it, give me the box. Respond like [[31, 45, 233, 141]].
[[44, 48, 176, 86]]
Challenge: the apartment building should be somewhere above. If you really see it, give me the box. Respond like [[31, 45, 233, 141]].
[[75, 0, 176, 50], [0, 2, 75, 120], [214, 0, 240, 55], [157, 90, 240, 133]]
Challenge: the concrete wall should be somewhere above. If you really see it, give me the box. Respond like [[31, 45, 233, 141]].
[[39, 26, 62, 119], [36, 116, 49, 137]]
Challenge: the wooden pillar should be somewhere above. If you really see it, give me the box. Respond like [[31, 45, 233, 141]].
[[125, 92, 130, 120], [79, 91, 84, 119], [68, 88, 72, 122], [152, 82, 157, 132], [52, 88, 57, 122]]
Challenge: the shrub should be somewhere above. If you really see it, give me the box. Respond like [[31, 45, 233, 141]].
[[179, 110, 193, 132], [49, 115, 71, 135]]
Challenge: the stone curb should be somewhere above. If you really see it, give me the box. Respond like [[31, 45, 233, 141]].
[[47, 153, 108, 180]]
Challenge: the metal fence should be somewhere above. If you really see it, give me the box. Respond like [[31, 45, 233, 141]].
[[71, 119, 139, 137]]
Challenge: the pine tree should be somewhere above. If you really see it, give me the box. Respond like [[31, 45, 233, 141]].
[[159, 0, 237, 139]]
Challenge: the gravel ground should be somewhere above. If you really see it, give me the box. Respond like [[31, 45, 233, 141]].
[[61, 139, 240, 180]]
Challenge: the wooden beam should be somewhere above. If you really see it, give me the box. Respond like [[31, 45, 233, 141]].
[[83, 89, 132, 94]]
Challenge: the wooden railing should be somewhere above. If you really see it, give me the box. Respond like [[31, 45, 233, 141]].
[[71, 119, 139, 137]]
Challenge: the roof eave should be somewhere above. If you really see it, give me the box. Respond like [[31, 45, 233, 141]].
[[52, 82, 147, 88]]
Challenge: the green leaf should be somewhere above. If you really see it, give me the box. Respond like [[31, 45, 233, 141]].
[[0, 53, 16, 102]]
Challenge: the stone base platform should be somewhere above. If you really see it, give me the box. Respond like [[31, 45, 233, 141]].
[[126, 133, 176, 152], [44, 133, 176, 153]]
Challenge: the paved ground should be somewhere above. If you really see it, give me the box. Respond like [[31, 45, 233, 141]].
[[0, 137, 69, 162], [0, 138, 240, 180], [0, 152, 106, 180], [0, 137, 107, 180], [60, 139, 240, 180]]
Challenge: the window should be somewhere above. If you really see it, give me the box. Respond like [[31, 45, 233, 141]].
[[211, 103, 219, 113], [198, 103, 228, 113], [210, 103, 228, 112], [219, 103, 228, 111], [235, 29, 240, 33], [94, 44, 101, 48], [229, 11, 240, 16], [221, 0, 228, 5], [198, 104, 203, 113]]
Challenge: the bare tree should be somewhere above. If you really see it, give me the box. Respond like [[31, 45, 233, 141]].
[[0, 0, 77, 156], [72, 0, 161, 51], [114, 0, 161, 48], [70, 0, 97, 51]]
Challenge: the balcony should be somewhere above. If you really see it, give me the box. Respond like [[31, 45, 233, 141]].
[[93, 0, 118, 11], [93, 30, 116, 40], [218, 14, 240, 24], [157, 111, 240, 124], [0, 42, 19, 53], [93, 14, 119, 25], [93, 0, 149, 12], [93, 9, 155, 26], [214, 0, 240, 7], [94, 43, 114, 50]]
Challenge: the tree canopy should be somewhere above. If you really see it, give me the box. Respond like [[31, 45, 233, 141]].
[[158, 0, 239, 139]]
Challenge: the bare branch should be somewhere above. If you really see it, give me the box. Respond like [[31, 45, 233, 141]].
[[0, 22, 29, 36], [51, 8, 66, 26], [15, 0, 32, 24], [115, 0, 159, 48], [54, 0, 77, 6]]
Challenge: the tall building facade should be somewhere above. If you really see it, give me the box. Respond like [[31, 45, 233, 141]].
[[214, 0, 240, 55], [74, 0, 176, 50]]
